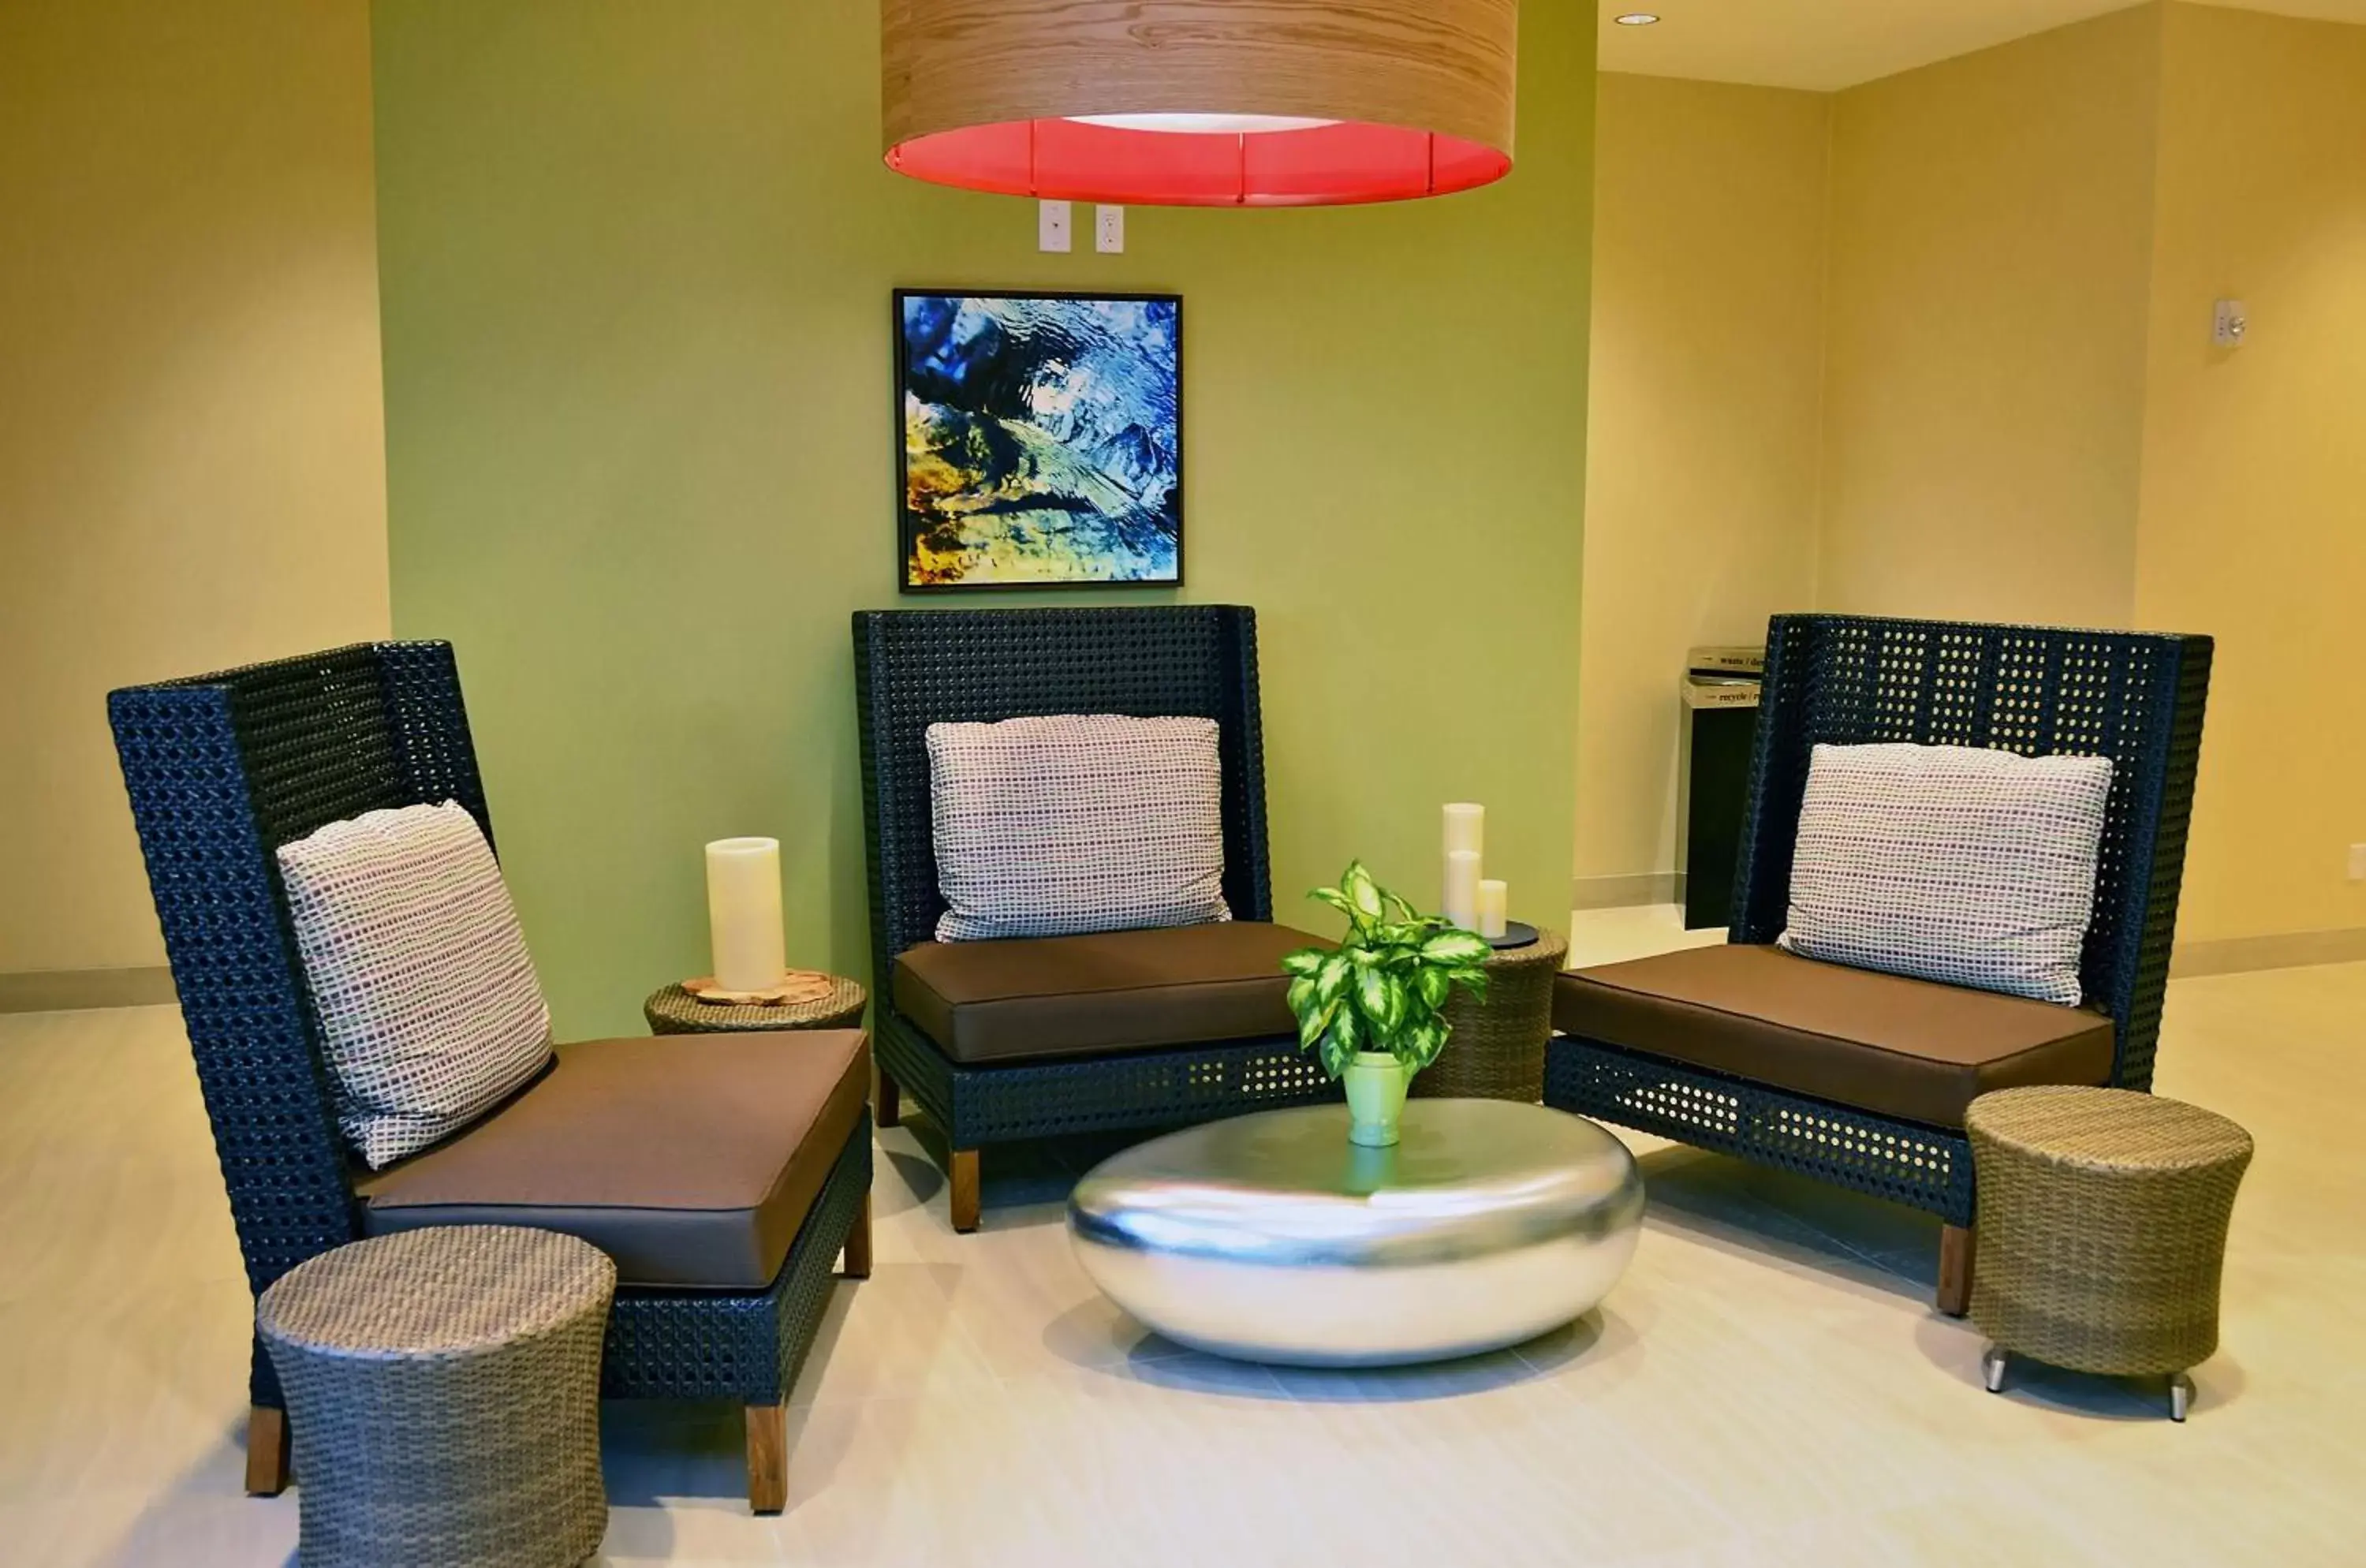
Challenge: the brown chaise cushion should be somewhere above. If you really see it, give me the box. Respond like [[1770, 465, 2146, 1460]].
[[357, 1030, 868, 1289], [1553, 944, 2114, 1129], [894, 922, 1326, 1065]]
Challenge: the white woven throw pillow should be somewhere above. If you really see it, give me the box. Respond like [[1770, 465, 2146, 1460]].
[[927, 714, 1232, 942], [1779, 741, 2114, 1006], [277, 801, 553, 1167]]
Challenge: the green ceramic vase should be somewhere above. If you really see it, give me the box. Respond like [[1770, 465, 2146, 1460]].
[[1343, 1051, 1412, 1147]]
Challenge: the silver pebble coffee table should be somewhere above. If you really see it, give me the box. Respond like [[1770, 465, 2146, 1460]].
[[1068, 1099, 1644, 1366]]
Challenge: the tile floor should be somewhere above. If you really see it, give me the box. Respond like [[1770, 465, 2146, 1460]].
[[2, 912, 2359, 1565]]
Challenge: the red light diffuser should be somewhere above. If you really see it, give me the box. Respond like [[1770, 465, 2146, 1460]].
[[881, 0, 1518, 208]]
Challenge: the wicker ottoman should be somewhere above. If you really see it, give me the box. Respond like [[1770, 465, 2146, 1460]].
[[1410, 928, 1568, 1102], [258, 1226, 616, 1567], [1966, 1085, 2252, 1421]]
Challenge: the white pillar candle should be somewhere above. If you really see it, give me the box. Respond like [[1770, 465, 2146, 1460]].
[[1444, 849, 1482, 931], [1442, 802, 1485, 860], [706, 837, 786, 994], [1476, 879, 1509, 939]]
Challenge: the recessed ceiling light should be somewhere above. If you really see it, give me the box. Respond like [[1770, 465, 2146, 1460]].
[[1614, 12, 1660, 24]]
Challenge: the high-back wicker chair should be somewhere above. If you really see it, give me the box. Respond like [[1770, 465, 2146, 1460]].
[[110, 643, 870, 1510], [1547, 614, 2212, 1309], [853, 604, 1335, 1229]]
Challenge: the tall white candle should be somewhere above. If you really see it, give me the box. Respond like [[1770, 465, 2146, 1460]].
[[1476, 879, 1509, 939], [1444, 849, 1482, 931], [706, 837, 786, 994], [1442, 802, 1484, 860]]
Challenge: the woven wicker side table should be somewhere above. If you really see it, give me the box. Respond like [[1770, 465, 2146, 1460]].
[[645, 974, 867, 1034], [1966, 1085, 2252, 1421], [257, 1226, 616, 1568], [1409, 928, 1568, 1103]]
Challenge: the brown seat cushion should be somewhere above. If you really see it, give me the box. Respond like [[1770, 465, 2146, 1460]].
[[357, 1030, 868, 1289], [894, 922, 1327, 1065], [1553, 944, 2114, 1129]]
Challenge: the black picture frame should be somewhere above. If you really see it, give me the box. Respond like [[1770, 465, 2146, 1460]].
[[892, 288, 1185, 594]]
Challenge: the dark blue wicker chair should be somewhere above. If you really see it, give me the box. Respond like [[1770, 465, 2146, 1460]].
[[853, 605, 1338, 1230], [108, 642, 868, 1512], [1546, 614, 2212, 1312]]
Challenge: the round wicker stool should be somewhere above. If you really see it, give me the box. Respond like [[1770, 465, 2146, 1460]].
[[1410, 928, 1568, 1103], [644, 974, 867, 1034], [1966, 1085, 2252, 1421], [258, 1226, 616, 1567]]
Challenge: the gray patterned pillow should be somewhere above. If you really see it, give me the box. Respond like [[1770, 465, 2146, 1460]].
[[927, 714, 1232, 942], [1779, 742, 2114, 1005], [278, 801, 554, 1167]]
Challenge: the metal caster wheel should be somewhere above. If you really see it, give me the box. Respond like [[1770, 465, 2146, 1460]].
[[1982, 1346, 2007, 1394], [2170, 1371, 2193, 1422]]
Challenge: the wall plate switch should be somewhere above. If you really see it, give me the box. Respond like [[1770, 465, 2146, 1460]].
[[1039, 199, 1073, 253], [1095, 203, 1125, 254], [2212, 298, 2247, 348], [2349, 843, 2366, 881]]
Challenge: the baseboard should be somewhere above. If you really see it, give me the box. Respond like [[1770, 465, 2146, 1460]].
[[2170, 927, 2366, 979], [1571, 872, 1686, 911], [0, 966, 177, 1014]]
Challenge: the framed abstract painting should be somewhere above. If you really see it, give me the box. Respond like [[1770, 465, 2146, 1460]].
[[894, 289, 1183, 591]]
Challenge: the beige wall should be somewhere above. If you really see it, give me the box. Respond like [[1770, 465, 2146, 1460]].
[[2136, 3, 2366, 943], [1583, 5, 2366, 949], [1817, 6, 2162, 627], [0, 0, 390, 978], [1577, 75, 1829, 888]]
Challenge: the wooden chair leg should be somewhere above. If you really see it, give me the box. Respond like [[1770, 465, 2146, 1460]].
[[1938, 1223, 1976, 1317], [842, 1191, 873, 1278], [949, 1147, 981, 1234], [873, 1062, 901, 1129], [244, 1404, 291, 1496], [745, 1402, 787, 1514]]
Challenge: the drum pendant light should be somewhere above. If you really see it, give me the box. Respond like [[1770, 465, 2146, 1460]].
[[881, 0, 1518, 207]]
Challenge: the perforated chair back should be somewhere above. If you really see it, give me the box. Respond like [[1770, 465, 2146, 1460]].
[[852, 606, 1272, 991], [108, 644, 492, 1313], [1731, 615, 2212, 1091]]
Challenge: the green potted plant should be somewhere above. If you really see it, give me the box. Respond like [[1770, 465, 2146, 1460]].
[[1282, 862, 1494, 1147]]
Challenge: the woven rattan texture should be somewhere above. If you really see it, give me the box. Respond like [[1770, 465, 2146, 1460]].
[[603, 1112, 871, 1402], [1543, 615, 2211, 1227], [854, 607, 1349, 1150], [110, 644, 491, 1402], [1547, 1040, 1976, 1225], [1411, 930, 1567, 1102], [258, 1226, 613, 1568], [1968, 1086, 2252, 1376], [113, 643, 872, 1420], [644, 978, 868, 1035], [1733, 615, 2211, 1092], [875, 1012, 1337, 1148]]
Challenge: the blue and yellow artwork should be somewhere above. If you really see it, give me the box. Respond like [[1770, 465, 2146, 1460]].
[[895, 290, 1182, 590]]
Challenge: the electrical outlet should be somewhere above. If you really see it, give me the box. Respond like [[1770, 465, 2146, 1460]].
[[1095, 203, 1125, 253], [2349, 843, 2366, 881], [1038, 199, 1073, 253]]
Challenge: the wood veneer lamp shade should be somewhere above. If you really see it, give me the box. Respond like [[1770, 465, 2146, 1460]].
[[881, 0, 1518, 207]]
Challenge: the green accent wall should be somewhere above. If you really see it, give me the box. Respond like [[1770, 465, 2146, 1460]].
[[375, 0, 1595, 1038]]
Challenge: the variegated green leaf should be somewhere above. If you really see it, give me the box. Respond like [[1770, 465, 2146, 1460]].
[[1280, 946, 1328, 978], [1354, 967, 1406, 1036], [1298, 998, 1336, 1051], [1420, 929, 1494, 966], [1286, 976, 1315, 1017], [1315, 952, 1353, 1005], [1340, 861, 1386, 923]]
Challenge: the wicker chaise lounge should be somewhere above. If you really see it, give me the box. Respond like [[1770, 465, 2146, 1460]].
[[110, 643, 868, 1514], [853, 604, 1338, 1231], [1546, 614, 2212, 1314]]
